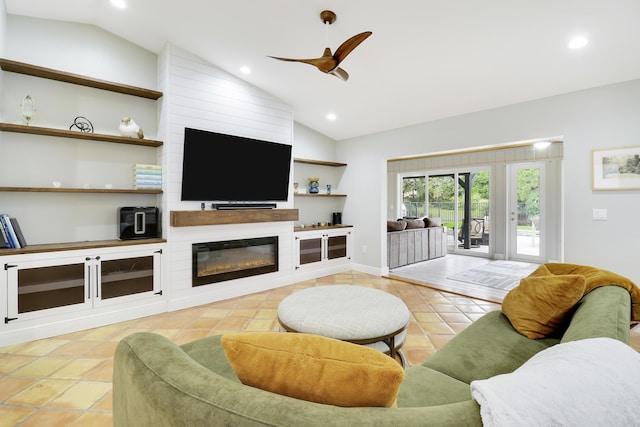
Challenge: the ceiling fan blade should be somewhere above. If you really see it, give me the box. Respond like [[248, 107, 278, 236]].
[[268, 54, 338, 73], [329, 67, 349, 81], [268, 55, 320, 65], [333, 31, 372, 64]]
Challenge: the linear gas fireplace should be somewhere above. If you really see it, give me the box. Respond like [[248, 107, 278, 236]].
[[192, 237, 278, 286]]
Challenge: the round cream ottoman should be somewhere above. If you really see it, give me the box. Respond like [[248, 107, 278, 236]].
[[277, 285, 410, 365]]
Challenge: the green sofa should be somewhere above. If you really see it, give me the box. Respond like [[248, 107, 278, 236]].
[[113, 285, 632, 426]]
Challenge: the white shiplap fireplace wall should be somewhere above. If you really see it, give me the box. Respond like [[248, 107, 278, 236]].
[[159, 45, 297, 311]]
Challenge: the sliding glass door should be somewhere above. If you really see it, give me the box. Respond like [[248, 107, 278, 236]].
[[455, 170, 490, 256], [399, 168, 491, 257]]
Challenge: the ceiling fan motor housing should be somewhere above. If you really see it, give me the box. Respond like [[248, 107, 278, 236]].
[[320, 10, 336, 25]]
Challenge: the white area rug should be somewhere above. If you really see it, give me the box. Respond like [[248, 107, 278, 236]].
[[448, 261, 538, 290]]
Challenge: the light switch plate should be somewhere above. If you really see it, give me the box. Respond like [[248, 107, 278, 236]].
[[592, 208, 607, 221]]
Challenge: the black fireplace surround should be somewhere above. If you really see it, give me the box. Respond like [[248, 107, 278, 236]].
[[192, 237, 278, 286]]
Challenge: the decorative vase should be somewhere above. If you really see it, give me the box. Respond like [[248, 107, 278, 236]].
[[308, 177, 320, 194]]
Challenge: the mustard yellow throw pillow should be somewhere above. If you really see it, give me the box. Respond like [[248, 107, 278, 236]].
[[502, 275, 586, 339], [221, 332, 404, 407]]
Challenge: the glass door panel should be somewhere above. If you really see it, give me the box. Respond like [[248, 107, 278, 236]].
[[17, 263, 85, 313], [327, 235, 347, 260], [402, 176, 426, 217], [508, 162, 544, 261], [457, 171, 490, 255], [299, 238, 322, 265], [427, 174, 456, 252], [100, 255, 154, 300], [427, 169, 490, 256]]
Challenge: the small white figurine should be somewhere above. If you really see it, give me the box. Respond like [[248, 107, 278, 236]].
[[119, 116, 144, 139]]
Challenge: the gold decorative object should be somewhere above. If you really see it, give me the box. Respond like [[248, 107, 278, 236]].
[[20, 95, 36, 125]]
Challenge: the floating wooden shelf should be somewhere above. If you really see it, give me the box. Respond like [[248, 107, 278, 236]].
[[0, 58, 163, 100], [294, 158, 347, 167], [0, 186, 162, 194], [0, 122, 163, 147], [170, 209, 299, 227], [0, 238, 166, 256], [294, 193, 346, 198]]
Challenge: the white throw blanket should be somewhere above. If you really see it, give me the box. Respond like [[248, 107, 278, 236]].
[[470, 338, 640, 427]]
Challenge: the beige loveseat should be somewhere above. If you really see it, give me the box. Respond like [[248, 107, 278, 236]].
[[387, 218, 447, 268]]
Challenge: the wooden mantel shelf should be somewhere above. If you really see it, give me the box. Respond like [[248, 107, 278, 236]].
[[170, 209, 299, 227]]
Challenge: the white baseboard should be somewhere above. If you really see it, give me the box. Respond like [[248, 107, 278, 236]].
[[0, 300, 167, 347], [352, 263, 386, 277]]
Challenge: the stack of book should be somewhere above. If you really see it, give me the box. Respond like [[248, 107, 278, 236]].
[[134, 164, 162, 190], [0, 214, 27, 249]]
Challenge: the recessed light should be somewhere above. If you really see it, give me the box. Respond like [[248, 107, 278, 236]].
[[240, 66, 251, 75], [568, 36, 588, 49], [534, 141, 552, 150], [326, 113, 337, 121], [110, 0, 126, 8]]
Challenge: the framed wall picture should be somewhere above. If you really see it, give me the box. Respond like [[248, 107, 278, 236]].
[[592, 146, 640, 190]]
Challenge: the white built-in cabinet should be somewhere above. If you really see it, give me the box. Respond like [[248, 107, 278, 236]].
[[5, 245, 162, 323], [294, 227, 352, 272], [292, 157, 353, 274], [0, 58, 166, 346]]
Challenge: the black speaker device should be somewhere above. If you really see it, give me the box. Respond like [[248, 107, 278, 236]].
[[119, 207, 160, 240], [332, 212, 342, 225]]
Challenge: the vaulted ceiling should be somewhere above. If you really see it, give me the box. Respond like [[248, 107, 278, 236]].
[[5, 0, 640, 141]]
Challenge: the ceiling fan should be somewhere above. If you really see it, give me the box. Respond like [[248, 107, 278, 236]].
[[268, 10, 372, 81]]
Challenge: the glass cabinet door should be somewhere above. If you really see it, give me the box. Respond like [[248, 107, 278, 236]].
[[327, 235, 347, 260], [99, 256, 154, 300], [6, 256, 91, 320], [95, 250, 161, 304], [298, 237, 323, 265], [18, 263, 86, 313]]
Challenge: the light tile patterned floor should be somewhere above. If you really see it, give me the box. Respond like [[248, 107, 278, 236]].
[[0, 271, 638, 426]]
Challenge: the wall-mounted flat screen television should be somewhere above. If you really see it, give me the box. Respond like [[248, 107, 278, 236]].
[[180, 127, 292, 202]]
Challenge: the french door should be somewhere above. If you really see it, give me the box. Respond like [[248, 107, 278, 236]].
[[508, 162, 545, 262]]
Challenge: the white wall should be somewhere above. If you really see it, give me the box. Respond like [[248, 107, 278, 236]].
[[293, 122, 337, 160], [0, 16, 159, 243], [0, 0, 5, 117], [5, 15, 157, 88], [160, 45, 297, 310], [338, 81, 640, 283]]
